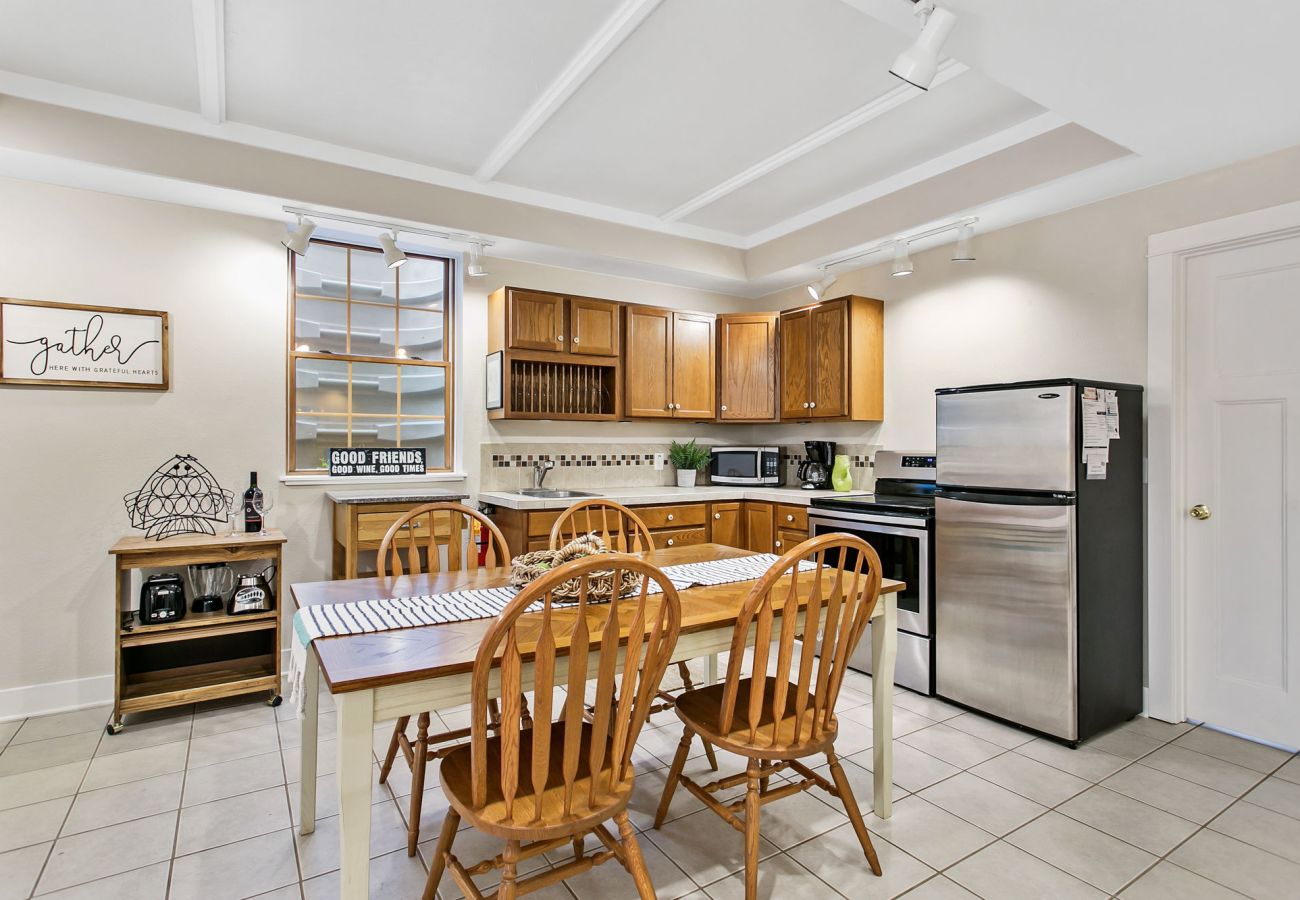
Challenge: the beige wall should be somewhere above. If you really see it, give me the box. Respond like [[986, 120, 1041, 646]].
[[0, 176, 749, 715]]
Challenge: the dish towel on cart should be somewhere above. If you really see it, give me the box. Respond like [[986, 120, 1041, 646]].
[[287, 552, 814, 711]]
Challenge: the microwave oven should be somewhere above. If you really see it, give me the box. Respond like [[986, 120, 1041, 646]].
[[709, 446, 783, 486]]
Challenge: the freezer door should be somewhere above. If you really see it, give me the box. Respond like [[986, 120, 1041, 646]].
[[936, 385, 1076, 491], [935, 494, 1078, 740]]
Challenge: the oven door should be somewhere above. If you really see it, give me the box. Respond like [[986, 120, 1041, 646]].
[[808, 510, 931, 636]]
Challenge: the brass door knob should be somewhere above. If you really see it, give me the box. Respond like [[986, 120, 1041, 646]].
[[1190, 504, 1212, 520]]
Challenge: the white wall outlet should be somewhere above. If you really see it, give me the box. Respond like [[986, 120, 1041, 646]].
[[653, 452, 665, 471]]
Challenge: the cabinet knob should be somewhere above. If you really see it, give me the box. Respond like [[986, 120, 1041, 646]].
[[714, 512, 721, 520], [573, 336, 579, 344], [809, 402, 817, 409], [667, 513, 674, 521], [775, 541, 782, 548], [720, 405, 727, 411], [786, 514, 794, 522], [802, 402, 810, 408], [557, 335, 564, 341], [666, 538, 675, 547]]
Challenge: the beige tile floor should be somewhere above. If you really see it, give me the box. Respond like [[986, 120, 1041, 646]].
[[1, 669, 1297, 899]]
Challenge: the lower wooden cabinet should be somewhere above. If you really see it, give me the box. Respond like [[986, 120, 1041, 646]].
[[743, 502, 774, 554], [709, 502, 742, 547], [332, 497, 469, 579]]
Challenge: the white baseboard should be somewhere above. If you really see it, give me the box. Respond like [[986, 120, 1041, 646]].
[[0, 673, 114, 723], [0, 650, 294, 723]]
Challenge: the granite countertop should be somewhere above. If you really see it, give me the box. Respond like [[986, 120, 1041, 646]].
[[326, 489, 470, 505], [477, 484, 867, 511]]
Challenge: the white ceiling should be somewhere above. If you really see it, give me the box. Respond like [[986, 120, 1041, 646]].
[[1, 0, 1298, 293]]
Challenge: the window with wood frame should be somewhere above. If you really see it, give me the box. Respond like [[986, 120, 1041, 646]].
[[288, 239, 454, 474]]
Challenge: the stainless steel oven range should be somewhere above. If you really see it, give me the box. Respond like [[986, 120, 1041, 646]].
[[808, 451, 937, 694]]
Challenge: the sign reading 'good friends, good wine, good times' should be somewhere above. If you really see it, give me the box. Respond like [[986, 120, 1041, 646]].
[[329, 447, 427, 476], [0, 298, 169, 390]]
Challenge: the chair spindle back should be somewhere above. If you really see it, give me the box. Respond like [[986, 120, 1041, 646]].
[[377, 502, 510, 578], [469, 554, 681, 824], [549, 499, 655, 554], [719, 534, 882, 750]]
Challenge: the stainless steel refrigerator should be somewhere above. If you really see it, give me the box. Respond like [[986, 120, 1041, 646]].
[[934, 379, 1143, 743]]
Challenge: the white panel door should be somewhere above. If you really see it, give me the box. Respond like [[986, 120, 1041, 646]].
[[1185, 234, 1300, 747]]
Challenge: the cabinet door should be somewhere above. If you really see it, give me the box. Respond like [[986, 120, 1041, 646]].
[[779, 308, 811, 419], [718, 313, 777, 420], [774, 528, 808, 554], [671, 312, 716, 419], [569, 297, 620, 357], [625, 306, 673, 417], [743, 502, 774, 554], [710, 502, 742, 547], [507, 290, 566, 352], [810, 299, 848, 418]]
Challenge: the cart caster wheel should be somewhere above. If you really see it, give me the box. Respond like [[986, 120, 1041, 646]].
[[267, 694, 283, 708], [106, 721, 124, 736]]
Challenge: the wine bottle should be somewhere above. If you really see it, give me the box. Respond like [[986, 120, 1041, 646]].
[[243, 471, 263, 533]]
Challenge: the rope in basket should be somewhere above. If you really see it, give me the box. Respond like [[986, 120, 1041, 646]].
[[508, 534, 643, 602]]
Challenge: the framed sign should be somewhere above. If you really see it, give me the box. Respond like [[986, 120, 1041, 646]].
[[0, 298, 169, 390], [328, 447, 426, 476], [486, 350, 503, 410]]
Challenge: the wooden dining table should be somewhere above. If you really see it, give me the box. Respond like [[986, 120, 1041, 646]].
[[292, 543, 903, 900]]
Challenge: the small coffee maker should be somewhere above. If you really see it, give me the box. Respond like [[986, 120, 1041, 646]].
[[799, 441, 835, 489]]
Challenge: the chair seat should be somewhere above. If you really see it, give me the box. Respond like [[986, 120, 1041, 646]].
[[675, 677, 838, 759], [440, 721, 634, 839]]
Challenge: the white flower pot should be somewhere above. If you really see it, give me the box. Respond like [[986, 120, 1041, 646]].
[[676, 469, 698, 488]]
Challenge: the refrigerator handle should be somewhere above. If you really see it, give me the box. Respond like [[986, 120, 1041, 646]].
[[935, 488, 1076, 506]]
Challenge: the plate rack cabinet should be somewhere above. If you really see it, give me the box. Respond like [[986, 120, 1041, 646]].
[[107, 531, 286, 734]]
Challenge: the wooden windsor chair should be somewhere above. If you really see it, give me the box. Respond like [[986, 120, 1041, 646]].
[[421, 553, 682, 900], [375, 502, 517, 855], [550, 499, 719, 770], [652, 533, 885, 900]]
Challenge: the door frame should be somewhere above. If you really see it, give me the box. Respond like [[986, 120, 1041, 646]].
[[1146, 198, 1300, 723]]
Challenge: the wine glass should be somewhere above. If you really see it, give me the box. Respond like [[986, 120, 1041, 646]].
[[253, 492, 275, 536], [226, 492, 242, 537]]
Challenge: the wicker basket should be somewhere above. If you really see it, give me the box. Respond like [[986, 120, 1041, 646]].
[[508, 534, 642, 602]]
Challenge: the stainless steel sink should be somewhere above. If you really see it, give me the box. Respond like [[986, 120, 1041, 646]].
[[511, 489, 598, 498]]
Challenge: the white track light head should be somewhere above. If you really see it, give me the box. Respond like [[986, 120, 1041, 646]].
[[466, 241, 487, 277], [281, 216, 316, 255], [378, 231, 407, 269], [890, 1, 958, 90], [806, 272, 838, 301], [952, 222, 976, 262], [891, 241, 914, 277]]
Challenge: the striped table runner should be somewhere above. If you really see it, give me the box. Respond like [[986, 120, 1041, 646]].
[[288, 552, 813, 710]]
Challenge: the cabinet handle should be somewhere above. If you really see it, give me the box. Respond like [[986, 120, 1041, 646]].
[[720, 405, 727, 412], [667, 514, 674, 521], [557, 334, 564, 341], [786, 514, 794, 522], [666, 538, 675, 547], [774, 540, 782, 548], [714, 512, 721, 520], [573, 336, 579, 344], [802, 402, 810, 409], [810, 402, 817, 409]]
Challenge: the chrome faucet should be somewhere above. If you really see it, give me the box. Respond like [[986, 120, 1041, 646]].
[[533, 459, 555, 489]]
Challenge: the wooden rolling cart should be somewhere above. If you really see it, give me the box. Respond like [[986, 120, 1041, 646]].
[[107, 531, 287, 734]]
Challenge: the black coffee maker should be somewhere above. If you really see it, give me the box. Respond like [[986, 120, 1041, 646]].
[[799, 441, 835, 489]]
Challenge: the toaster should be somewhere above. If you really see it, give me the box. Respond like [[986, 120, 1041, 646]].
[[140, 573, 187, 624]]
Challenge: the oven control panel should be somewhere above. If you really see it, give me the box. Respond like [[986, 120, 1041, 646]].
[[874, 451, 937, 481]]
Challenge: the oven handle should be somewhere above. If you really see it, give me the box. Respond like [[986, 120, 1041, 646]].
[[808, 512, 929, 533]]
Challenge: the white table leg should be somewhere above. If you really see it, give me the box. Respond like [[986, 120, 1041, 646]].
[[871, 593, 897, 819], [337, 689, 375, 900], [298, 651, 320, 835], [707, 653, 719, 686]]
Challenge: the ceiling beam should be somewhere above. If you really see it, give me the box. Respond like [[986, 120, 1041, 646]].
[[474, 0, 663, 182], [191, 0, 226, 124], [661, 60, 967, 223]]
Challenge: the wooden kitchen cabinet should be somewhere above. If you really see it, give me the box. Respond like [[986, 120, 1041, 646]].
[[569, 297, 620, 357], [780, 295, 883, 422], [498, 288, 620, 357], [743, 501, 774, 554], [717, 313, 778, 421], [504, 289, 567, 352], [710, 502, 742, 548], [624, 306, 716, 419]]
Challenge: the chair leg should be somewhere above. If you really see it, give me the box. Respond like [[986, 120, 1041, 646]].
[[617, 810, 657, 900], [654, 725, 694, 829], [379, 714, 409, 783], [572, 836, 585, 860], [499, 839, 521, 900], [407, 712, 431, 856], [743, 760, 762, 900], [676, 662, 719, 771], [826, 749, 882, 876], [420, 809, 460, 900], [519, 693, 533, 729]]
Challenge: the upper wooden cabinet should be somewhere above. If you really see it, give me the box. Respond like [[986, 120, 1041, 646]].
[[497, 288, 620, 357], [718, 313, 778, 421], [625, 307, 716, 419], [780, 295, 883, 422]]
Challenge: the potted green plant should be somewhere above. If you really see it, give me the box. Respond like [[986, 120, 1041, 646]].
[[668, 439, 710, 487]]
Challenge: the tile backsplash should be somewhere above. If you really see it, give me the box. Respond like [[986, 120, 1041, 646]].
[[480, 442, 881, 491]]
